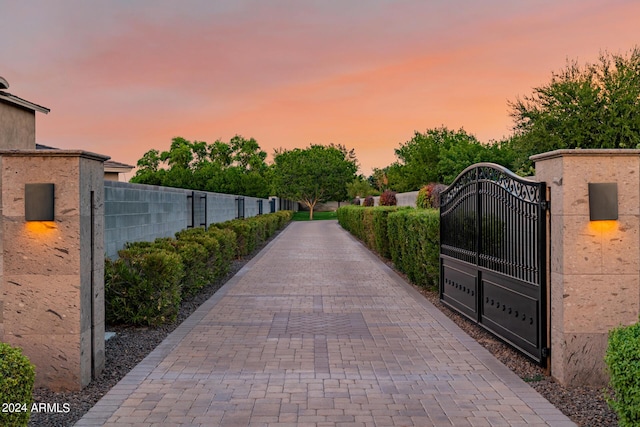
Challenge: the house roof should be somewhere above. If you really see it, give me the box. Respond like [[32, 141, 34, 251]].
[[0, 90, 50, 114], [104, 159, 135, 173], [36, 144, 134, 171]]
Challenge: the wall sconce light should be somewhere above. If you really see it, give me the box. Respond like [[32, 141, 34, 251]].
[[25, 183, 55, 221], [588, 182, 618, 221]]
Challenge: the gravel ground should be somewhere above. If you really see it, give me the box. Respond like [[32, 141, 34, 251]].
[[29, 224, 618, 426]]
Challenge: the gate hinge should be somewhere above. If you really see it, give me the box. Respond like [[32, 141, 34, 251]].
[[540, 200, 550, 211], [541, 347, 550, 358]]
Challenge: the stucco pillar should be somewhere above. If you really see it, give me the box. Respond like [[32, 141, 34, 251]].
[[0, 150, 107, 391], [532, 149, 640, 386]]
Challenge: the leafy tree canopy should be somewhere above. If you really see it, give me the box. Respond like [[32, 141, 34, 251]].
[[378, 127, 514, 191], [509, 47, 640, 172], [271, 144, 358, 219], [130, 135, 270, 198], [346, 176, 379, 200]]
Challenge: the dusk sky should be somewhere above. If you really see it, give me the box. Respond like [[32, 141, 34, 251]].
[[2, 1, 639, 176]]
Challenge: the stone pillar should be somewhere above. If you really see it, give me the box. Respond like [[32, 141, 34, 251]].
[[532, 149, 640, 386], [0, 150, 107, 391]]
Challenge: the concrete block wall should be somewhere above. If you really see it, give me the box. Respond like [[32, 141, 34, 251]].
[[104, 181, 290, 259], [104, 182, 189, 259]]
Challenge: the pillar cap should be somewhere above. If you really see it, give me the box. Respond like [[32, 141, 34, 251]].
[[531, 149, 640, 162]]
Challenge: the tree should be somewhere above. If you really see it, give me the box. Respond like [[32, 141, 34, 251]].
[[385, 127, 512, 189], [129, 135, 271, 197], [271, 144, 358, 219], [131, 149, 163, 185], [509, 47, 640, 172], [346, 176, 378, 200]]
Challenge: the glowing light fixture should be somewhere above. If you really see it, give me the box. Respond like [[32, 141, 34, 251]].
[[25, 183, 55, 221], [588, 183, 617, 221]]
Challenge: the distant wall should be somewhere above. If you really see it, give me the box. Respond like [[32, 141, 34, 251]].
[[368, 191, 419, 207], [104, 181, 292, 259], [299, 201, 347, 212]]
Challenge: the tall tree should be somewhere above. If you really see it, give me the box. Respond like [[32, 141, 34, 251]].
[[271, 144, 358, 219], [509, 47, 640, 172], [130, 135, 271, 197], [387, 127, 511, 189]]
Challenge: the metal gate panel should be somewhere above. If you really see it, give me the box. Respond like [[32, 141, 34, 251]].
[[481, 271, 541, 361], [441, 258, 478, 321], [440, 163, 548, 365]]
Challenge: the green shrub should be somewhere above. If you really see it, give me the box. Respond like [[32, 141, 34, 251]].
[[361, 208, 376, 250], [274, 210, 294, 227], [605, 321, 640, 426], [214, 211, 292, 258], [215, 219, 254, 257], [338, 206, 440, 288], [338, 206, 408, 258], [0, 342, 34, 427], [337, 206, 365, 239], [416, 185, 430, 209], [387, 209, 440, 289], [104, 211, 292, 326], [206, 227, 237, 276], [372, 207, 404, 258], [105, 247, 183, 326], [154, 237, 212, 297]]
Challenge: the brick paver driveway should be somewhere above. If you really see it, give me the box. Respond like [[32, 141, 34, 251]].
[[77, 220, 575, 426]]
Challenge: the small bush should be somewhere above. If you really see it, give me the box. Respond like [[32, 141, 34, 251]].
[[416, 183, 447, 209], [215, 219, 254, 257], [416, 185, 430, 209], [379, 190, 397, 206], [153, 237, 211, 297], [105, 248, 183, 326], [605, 321, 640, 426], [352, 198, 361, 205], [363, 196, 374, 207], [207, 227, 237, 276], [0, 342, 34, 427]]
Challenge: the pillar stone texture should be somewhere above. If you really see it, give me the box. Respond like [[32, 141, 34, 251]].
[[532, 149, 640, 386], [0, 150, 107, 391]]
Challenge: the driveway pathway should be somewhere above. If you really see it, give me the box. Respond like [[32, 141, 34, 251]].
[[76, 220, 575, 426]]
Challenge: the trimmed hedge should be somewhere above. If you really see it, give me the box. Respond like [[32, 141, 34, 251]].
[[105, 247, 184, 326], [105, 211, 293, 326], [0, 342, 34, 427], [388, 209, 440, 289], [337, 206, 406, 257], [337, 206, 440, 289], [605, 321, 640, 426]]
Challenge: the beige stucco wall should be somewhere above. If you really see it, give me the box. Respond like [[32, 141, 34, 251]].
[[532, 149, 640, 386], [0, 150, 107, 391], [0, 101, 36, 150]]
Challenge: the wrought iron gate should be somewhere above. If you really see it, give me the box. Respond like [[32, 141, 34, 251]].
[[439, 163, 548, 364]]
